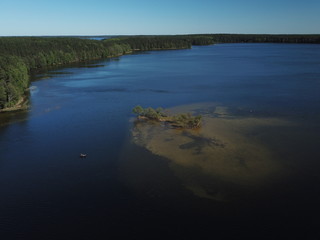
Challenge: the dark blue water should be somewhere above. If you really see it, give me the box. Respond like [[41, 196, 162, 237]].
[[1, 44, 320, 239]]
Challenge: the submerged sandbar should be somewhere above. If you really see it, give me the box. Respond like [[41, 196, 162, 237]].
[[131, 103, 292, 201]]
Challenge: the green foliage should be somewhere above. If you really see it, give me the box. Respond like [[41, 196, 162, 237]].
[[132, 105, 166, 120], [172, 113, 202, 129], [144, 107, 160, 119], [0, 83, 7, 108], [188, 36, 214, 45], [132, 105, 144, 115], [132, 105, 201, 129], [0, 56, 29, 108], [107, 36, 192, 51], [209, 34, 320, 44]]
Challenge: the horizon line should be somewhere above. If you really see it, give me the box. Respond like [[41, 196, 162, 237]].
[[1, 33, 320, 37]]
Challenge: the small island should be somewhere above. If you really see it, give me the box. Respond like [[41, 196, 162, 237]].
[[132, 105, 202, 129]]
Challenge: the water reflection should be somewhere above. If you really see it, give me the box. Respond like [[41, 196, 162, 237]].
[[129, 103, 292, 201], [0, 110, 29, 128]]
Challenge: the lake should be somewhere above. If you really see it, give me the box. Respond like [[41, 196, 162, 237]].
[[1, 44, 320, 239]]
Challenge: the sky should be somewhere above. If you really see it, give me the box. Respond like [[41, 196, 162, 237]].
[[0, 0, 319, 36]]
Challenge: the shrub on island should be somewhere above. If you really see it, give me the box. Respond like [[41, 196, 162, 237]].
[[132, 105, 202, 129]]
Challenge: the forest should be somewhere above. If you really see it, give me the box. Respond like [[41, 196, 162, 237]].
[[209, 34, 320, 43], [0, 34, 319, 110]]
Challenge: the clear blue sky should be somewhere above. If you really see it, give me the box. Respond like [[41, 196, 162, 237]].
[[0, 0, 319, 36]]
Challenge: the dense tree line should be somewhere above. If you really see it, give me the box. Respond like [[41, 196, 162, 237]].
[[110, 36, 191, 50], [0, 55, 29, 108], [209, 34, 320, 44], [110, 35, 215, 49], [0, 34, 319, 110], [0, 37, 132, 69]]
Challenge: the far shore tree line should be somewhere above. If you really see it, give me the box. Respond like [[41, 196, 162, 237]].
[[1, 34, 319, 110]]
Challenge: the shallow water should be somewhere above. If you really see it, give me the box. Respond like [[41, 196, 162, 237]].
[[0, 44, 320, 238], [130, 103, 293, 201]]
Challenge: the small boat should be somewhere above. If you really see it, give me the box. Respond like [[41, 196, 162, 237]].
[[80, 153, 87, 158]]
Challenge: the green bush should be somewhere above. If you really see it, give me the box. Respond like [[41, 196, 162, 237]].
[[132, 105, 201, 129]]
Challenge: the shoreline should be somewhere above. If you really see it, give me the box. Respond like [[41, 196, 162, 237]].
[[0, 47, 191, 114], [1, 33, 319, 113], [0, 97, 29, 113]]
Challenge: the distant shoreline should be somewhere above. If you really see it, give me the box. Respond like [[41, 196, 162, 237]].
[[1, 34, 320, 112]]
